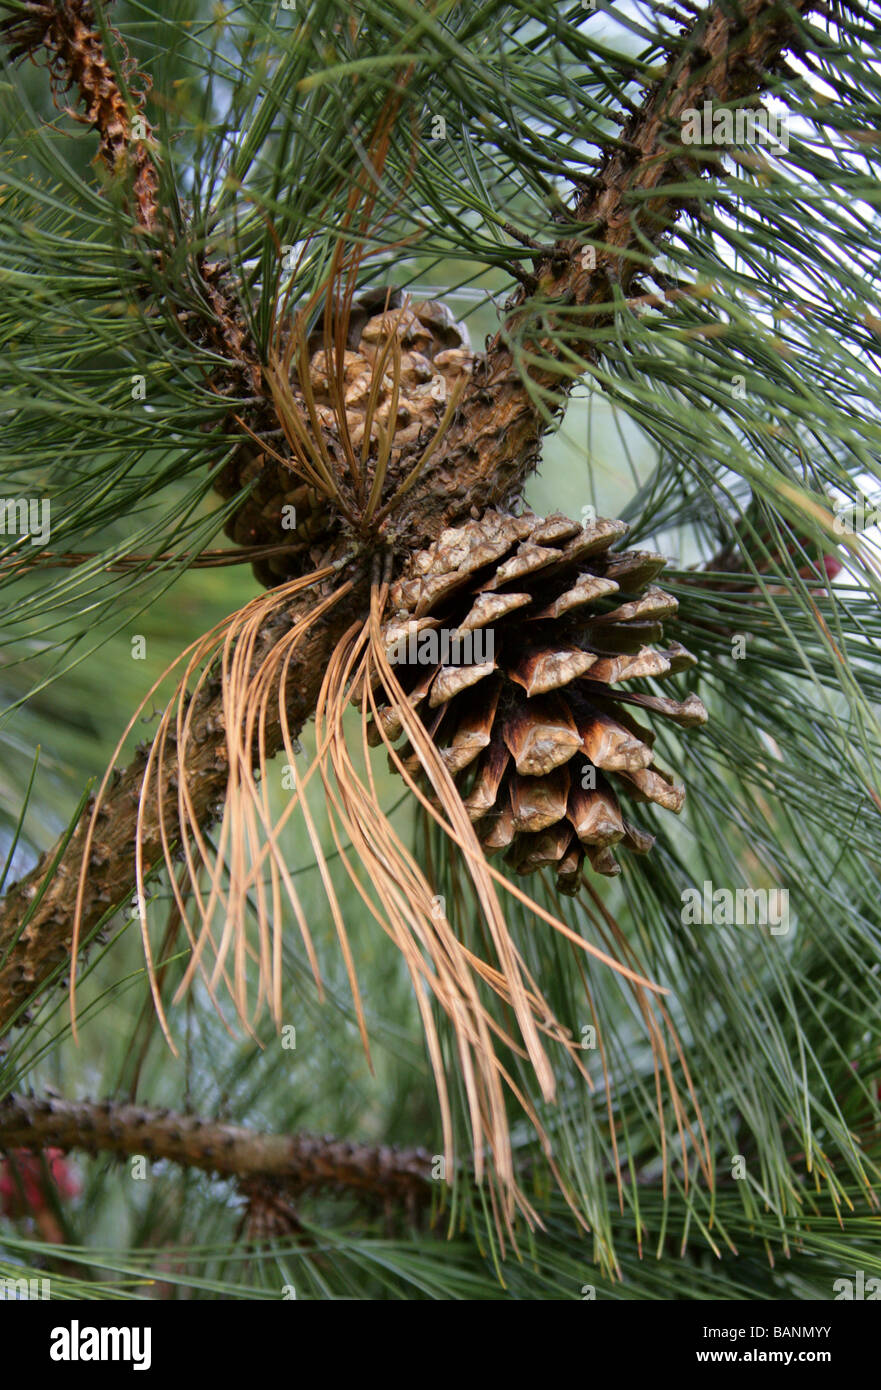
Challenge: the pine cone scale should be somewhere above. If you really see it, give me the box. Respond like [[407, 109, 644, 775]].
[[373, 509, 707, 890]]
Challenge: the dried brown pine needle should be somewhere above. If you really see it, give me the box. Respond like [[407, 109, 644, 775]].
[[75, 561, 702, 1233]]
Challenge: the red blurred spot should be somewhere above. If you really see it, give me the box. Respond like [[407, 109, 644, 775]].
[[796, 554, 843, 582], [0, 1149, 79, 1218]]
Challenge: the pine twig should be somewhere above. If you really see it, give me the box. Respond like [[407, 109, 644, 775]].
[[402, 0, 815, 540], [0, 1093, 433, 1207], [0, 541, 305, 577], [1, 0, 160, 232]]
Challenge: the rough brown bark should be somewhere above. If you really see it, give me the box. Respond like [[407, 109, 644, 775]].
[[0, 1093, 432, 1203], [0, 0, 160, 231], [0, 0, 813, 1032], [402, 0, 812, 542]]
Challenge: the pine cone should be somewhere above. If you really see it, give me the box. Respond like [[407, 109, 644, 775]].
[[305, 286, 472, 454], [369, 510, 708, 892], [217, 288, 473, 586]]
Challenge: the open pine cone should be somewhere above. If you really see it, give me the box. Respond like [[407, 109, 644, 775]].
[[370, 510, 708, 891], [217, 288, 473, 586], [305, 287, 472, 453]]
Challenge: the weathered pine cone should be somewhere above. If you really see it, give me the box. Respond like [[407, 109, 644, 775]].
[[369, 510, 708, 892], [305, 286, 472, 453], [216, 288, 473, 586]]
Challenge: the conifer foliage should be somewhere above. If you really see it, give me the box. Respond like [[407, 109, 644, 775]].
[[0, 0, 880, 1300]]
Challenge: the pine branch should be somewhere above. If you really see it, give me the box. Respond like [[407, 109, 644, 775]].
[[403, 0, 815, 540], [0, 0, 817, 1033], [0, 3, 269, 413], [0, 0, 159, 231], [0, 1093, 432, 1206]]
